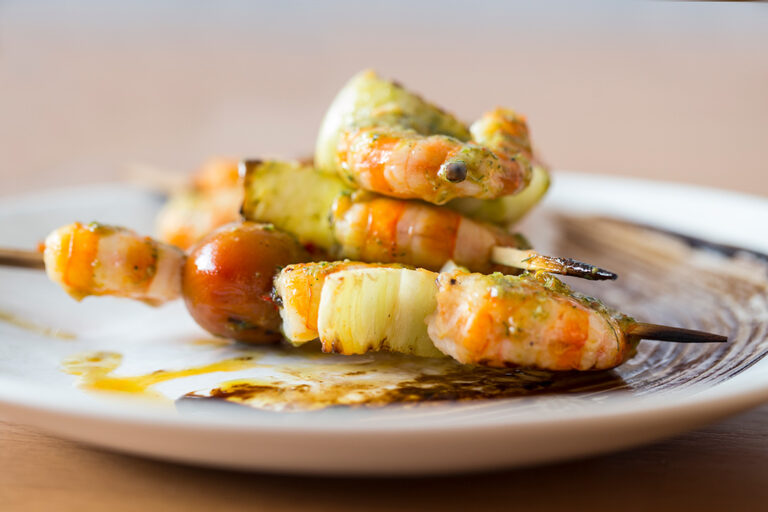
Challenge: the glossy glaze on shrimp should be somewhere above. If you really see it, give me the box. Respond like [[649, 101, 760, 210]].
[[337, 119, 532, 204], [331, 194, 526, 272], [428, 271, 637, 371], [318, 70, 534, 204], [44, 222, 184, 305]]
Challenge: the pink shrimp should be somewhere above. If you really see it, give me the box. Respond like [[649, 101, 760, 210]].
[[336, 108, 533, 205], [428, 271, 637, 371], [331, 194, 523, 272], [44, 222, 184, 305]]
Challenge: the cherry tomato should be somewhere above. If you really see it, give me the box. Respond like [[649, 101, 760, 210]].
[[183, 222, 309, 343]]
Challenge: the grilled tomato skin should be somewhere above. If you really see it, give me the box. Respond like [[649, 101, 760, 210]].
[[183, 222, 309, 343]]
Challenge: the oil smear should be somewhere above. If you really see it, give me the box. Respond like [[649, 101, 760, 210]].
[[185, 350, 627, 411], [61, 351, 258, 399], [61, 345, 626, 411], [0, 309, 76, 339]]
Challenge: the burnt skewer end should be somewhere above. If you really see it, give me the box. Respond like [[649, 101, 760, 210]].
[[491, 247, 619, 281], [560, 258, 618, 281]]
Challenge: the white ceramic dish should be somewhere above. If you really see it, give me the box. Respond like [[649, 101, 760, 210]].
[[0, 172, 766, 475]]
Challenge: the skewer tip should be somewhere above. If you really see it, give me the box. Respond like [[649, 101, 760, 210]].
[[560, 258, 618, 281], [491, 247, 618, 281], [627, 322, 727, 343]]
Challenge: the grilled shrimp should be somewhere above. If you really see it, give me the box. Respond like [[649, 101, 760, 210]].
[[315, 70, 470, 175], [156, 158, 243, 249], [331, 194, 525, 272], [428, 271, 637, 371], [275, 262, 639, 371], [43, 222, 184, 305], [336, 110, 532, 205], [317, 70, 534, 204]]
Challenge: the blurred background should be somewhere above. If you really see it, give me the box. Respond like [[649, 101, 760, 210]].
[[1, 0, 766, 197]]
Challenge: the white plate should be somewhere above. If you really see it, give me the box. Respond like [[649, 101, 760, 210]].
[[0, 173, 767, 475]]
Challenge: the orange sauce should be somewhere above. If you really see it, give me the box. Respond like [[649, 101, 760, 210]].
[[61, 345, 626, 410], [61, 351, 258, 398]]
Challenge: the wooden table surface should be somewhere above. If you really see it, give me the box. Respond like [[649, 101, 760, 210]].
[[0, 406, 768, 512], [1, 405, 767, 512], [1, 2, 767, 510]]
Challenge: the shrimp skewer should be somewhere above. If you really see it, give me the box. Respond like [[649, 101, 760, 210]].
[[241, 159, 616, 279], [317, 70, 535, 205], [429, 272, 728, 368], [1, 232, 726, 371], [274, 262, 727, 371]]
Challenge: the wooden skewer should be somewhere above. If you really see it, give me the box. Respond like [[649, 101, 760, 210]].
[[626, 322, 727, 343], [0, 247, 727, 345], [6, 245, 618, 281], [0, 248, 44, 270], [492, 247, 618, 281]]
